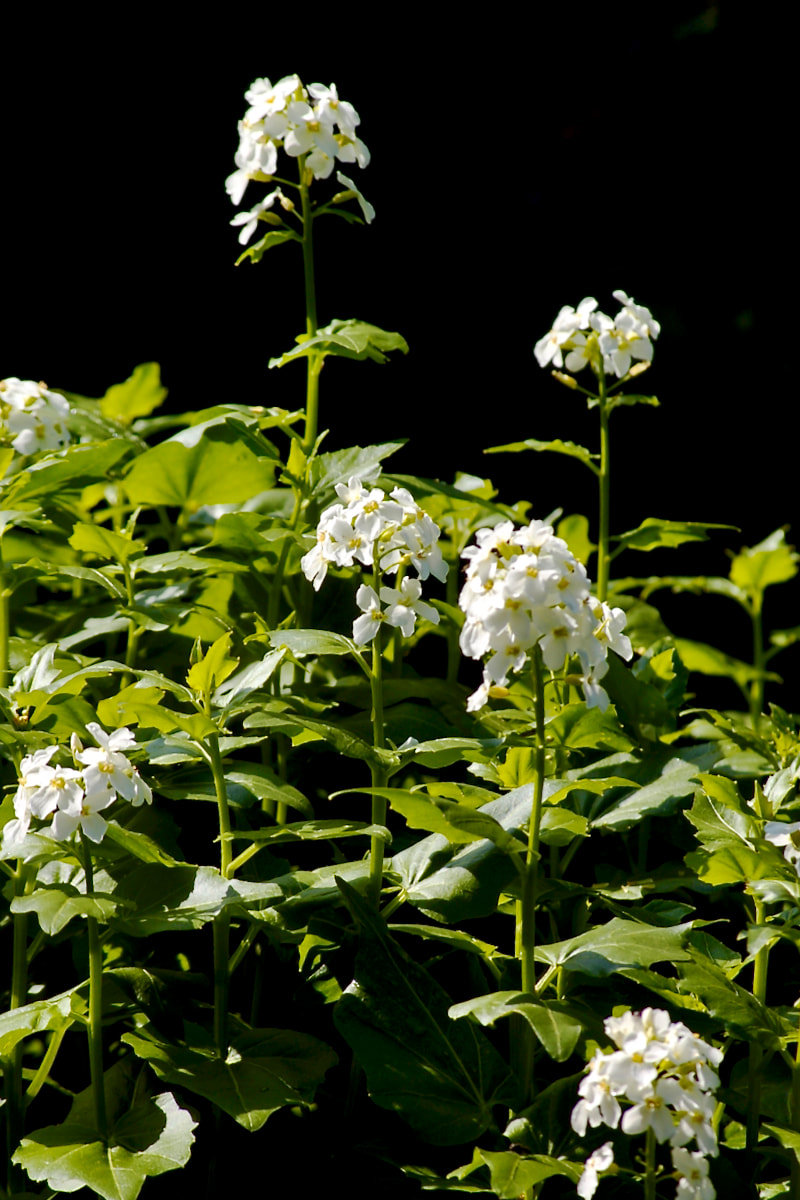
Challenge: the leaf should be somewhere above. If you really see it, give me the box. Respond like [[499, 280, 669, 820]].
[[0, 987, 82, 1057], [478, 1151, 581, 1198], [729, 529, 799, 597], [556, 513, 595, 564], [674, 638, 780, 689], [100, 363, 168, 425], [69, 522, 145, 564], [103, 823, 182, 868], [122, 1026, 337, 1131], [14, 1090, 196, 1200], [590, 752, 717, 832], [267, 629, 357, 658], [307, 440, 404, 497], [11, 883, 127, 935], [226, 819, 390, 846], [483, 438, 599, 473], [269, 318, 409, 368], [676, 954, 790, 1046], [534, 917, 693, 977], [333, 879, 518, 1144], [186, 632, 239, 697], [122, 418, 275, 507], [8, 440, 133, 501], [449, 992, 582, 1062], [236, 228, 300, 265], [613, 518, 734, 553], [110, 864, 284, 935], [343, 787, 526, 854]]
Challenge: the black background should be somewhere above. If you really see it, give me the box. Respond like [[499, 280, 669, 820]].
[[3, 5, 786, 677]]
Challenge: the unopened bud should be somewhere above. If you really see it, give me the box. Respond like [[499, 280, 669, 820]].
[[279, 195, 295, 212], [551, 370, 578, 390], [628, 361, 651, 378], [488, 684, 510, 699], [260, 212, 283, 226], [331, 189, 355, 206]]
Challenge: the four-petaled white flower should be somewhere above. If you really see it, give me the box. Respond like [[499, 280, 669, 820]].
[[0, 378, 71, 457], [534, 291, 659, 380], [577, 1141, 614, 1200]]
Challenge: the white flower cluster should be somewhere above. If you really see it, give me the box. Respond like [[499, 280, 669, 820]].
[[534, 290, 660, 379], [301, 476, 447, 648], [0, 377, 71, 457], [572, 1007, 722, 1200], [458, 518, 631, 712], [227, 74, 369, 211], [2, 724, 152, 851]]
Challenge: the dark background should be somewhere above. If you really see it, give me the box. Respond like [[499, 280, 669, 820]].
[[3, 5, 787, 687]]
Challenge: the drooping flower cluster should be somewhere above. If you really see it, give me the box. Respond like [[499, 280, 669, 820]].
[[0, 377, 71, 457], [301, 476, 447, 647], [2, 724, 152, 851], [227, 74, 370, 220], [458, 518, 632, 711], [534, 290, 660, 379], [572, 1008, 722, 1199]]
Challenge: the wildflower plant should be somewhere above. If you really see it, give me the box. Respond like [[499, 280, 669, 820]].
[[2, 66, 799, 1200]]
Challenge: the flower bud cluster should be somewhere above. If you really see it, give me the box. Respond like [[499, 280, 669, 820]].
[[534, 290, 660, 379], [0, 377, 71, 457], [301, 476, 447, 647], [227, 74, 370, 210], [572, 1007, 722, 1200], [458, 519, 632, 712], [2, 724, 152, 851]]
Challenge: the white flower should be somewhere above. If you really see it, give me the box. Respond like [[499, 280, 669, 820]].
[[672, 1147, 715, 1199], [77, 723, 148, 805], [0, 378, 71, 456], [577, 1142, 614, 1200], [50, 784, 117, 844], [230, 188, 284, 245], [353, 583, 386, 645], [380, 577, 439, 638], [534, 292, 658, 379]]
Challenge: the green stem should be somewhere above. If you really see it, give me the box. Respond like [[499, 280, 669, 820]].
[[517, 647, 546, 1102], [208, 733, 232, 1055], [0, 581, 9, 688], [746, 895, 768, 1159], [750, 597, 765, 726], [5, 860, 30, 1190], [299, 157, 320, 453], [368, 566, 388, 903], [643, 1126, 657, 1200], [791, 1031, 800, 1198], [597, 376, 611, 603], [81, 835, 107, 1139]]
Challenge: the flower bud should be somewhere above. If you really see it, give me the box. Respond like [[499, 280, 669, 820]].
[[551, 370, 578, 389]]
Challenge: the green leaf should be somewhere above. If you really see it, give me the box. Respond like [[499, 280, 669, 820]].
[[0, 987, 82, 1057], [122, 1026, 337, 1131], [236, 228, 300, 265], [226, 819, 390, 846], [110, 864, 284, 935], [333, 879, 518, 1144], [7, 440, 133, 501], [307, 440, 404, 497], [674, 637, 780, 690], [103, 823, 182, 868], [11, 883, 126, 935], [534, 916, 692, 977], [449, 992, 582, 1062], [613, 518, 734, 553], [556, 513, 595, 564], [342, 786, 526, 853], [606, 391, 660, 412], [69, 522, 145, 564], [99, 363, 167, 425], [14, 1090, 195, 1200], [267, 629, 357, 658], [590, 751, 719, 832], [478, 1151, 581, 1197], [186, 632, 239, 697], [483, 438, 599, 473], [269, 318, 409, 368], [730, 529, 799, 596], [122, 418, 275, 507], [676, 953, 790, 1046]]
